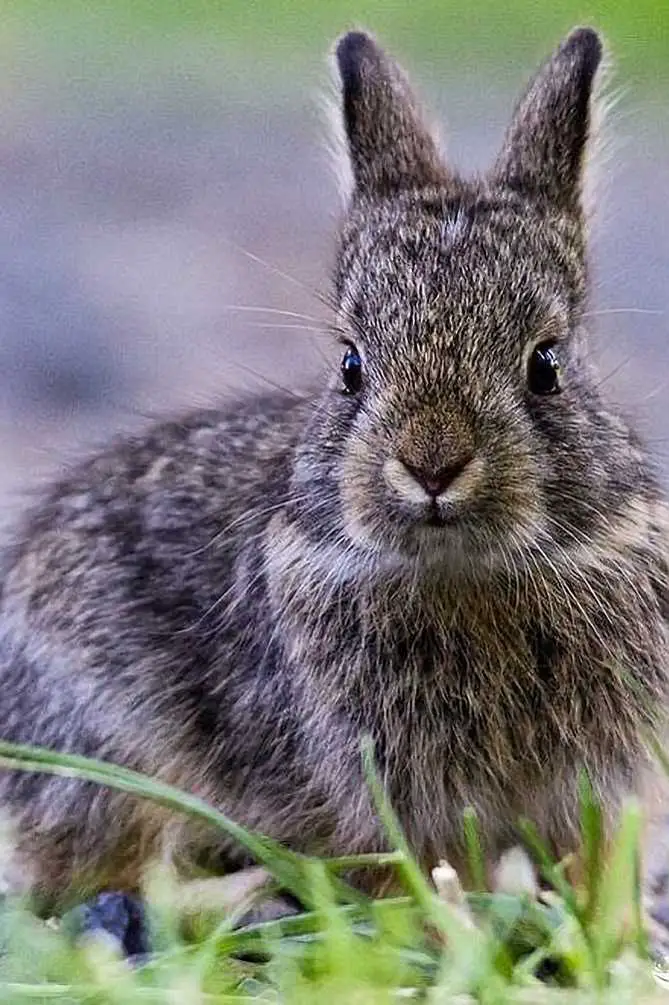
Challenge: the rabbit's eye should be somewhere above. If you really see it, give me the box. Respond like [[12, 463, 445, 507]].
[[341, 346, 363, 394], [528, 342, 561, 395]]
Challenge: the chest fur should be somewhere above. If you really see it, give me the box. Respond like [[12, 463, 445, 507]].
[[278, 566, 665, 821]]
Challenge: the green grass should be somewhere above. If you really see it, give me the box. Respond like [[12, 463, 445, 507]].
[[5, 0, 668, 70], [0, 740, 665, 1003], [2, 0, 669, 105]]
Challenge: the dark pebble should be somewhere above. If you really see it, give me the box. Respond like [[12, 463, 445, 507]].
[[651, 899, 669, 931], [67, 892, 150, 960]]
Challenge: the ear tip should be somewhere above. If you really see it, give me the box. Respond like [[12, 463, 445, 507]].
[[335, 30, 378, 82], [562, 26, 603, 75]]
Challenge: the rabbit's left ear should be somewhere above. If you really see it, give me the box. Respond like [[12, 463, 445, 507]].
[[334, 31, 448, 198], [490, 28, 603, 215]]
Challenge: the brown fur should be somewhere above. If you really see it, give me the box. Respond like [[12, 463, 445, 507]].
[[0, 28, 666, 909]]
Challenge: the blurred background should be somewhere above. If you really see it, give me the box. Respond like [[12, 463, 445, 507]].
[[0, 0, 667, 517]]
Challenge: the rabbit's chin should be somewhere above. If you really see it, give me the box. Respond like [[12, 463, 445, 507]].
[[343, 504, 546, 581]]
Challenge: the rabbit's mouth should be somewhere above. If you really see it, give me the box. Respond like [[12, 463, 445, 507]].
[[421, 502, 449, 529], [339, 443, 545, 572], [378, 483, 546, 571]]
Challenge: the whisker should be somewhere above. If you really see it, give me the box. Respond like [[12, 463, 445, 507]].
[[228, 360, 307, 398], [186, 495, 301, 557], [219, 234, 337, 317], [593, 358, 634, 390], [222, 305, 326, 323], [634, 378, 669, 404], [181, 492, 352, 635], [531, 534, 614, 654], [583, 307, 664, 318], [221, 238, 320, 299], [239, 322, 333, 333]]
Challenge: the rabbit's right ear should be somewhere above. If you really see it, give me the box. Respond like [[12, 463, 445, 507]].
[[491, 28, 603, 215], [334, 31, 447, 198]]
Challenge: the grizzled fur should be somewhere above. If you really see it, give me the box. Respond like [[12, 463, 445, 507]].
[[0, 28, 667, 907]]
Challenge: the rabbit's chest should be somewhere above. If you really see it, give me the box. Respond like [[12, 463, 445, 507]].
[[299, 589, 652, 805], [268, 531, 666, 857], [350, 615, 559, 764], [333, 613, 636, 857]]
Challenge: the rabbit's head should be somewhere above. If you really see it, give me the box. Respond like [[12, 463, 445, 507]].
[[292, 29, 646, 577]]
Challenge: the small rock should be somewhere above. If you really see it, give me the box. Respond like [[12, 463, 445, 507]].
[[67, 892, 150, 960], [432, 860, 475, 928], [493, 846, 539, 898], [650, 869, 669, 898], [650, 899, 669, 932]]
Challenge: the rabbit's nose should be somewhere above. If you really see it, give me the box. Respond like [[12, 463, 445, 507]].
[[400, 456, 472, 497]]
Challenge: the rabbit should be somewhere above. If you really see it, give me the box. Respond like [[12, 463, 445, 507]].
[[0, 25, 667, 915]]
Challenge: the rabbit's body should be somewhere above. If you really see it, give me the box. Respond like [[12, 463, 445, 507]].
[[0, 27, 668, 906]]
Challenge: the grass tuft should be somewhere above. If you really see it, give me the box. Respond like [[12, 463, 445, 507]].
[[0, 738, 664, 1002]]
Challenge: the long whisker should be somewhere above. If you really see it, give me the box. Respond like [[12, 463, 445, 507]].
[[186, 495, 300, 557], [239, 322, 333, 333], [531, 534, 614, 656], [221, 238, 319, 299], [634, 377, 669, 404], [182, 491, 355, 635], [219, 235, 337, 316], [592, 354, 635, 390], [545, 514, 645, 599], [583, 307, 664, 318], [222, 305, 326, 323], [228, 360, 308, 398]]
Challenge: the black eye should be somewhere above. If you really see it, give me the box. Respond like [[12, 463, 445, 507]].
[[341, 346, 363, 395], [527, 342, 562, 395]]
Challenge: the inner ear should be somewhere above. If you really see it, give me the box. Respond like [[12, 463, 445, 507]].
[[334, 31, 449, 197], [490, 27, 603, 214]]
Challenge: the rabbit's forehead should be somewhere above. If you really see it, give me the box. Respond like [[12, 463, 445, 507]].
[[337, 198, 581, 351]]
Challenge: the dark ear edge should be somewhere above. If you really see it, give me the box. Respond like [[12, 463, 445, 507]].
[[491, 27, 604, 214], [335, 31, 374, 156], [335, 30, 372, 99], [563, 26, 603, 82], [333, 29, 448, 197]]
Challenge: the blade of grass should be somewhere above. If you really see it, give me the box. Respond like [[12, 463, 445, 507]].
[[188, 879, 283, 987], [306, 861, 359, 987], [360, 735, 493, 995], [360, 739, 445, 928], [321, 852, 405, 872], [0, 740, 362, 911], [210, 896, 415, 957], [589, 799, 644, 982], [578, 772, 604, 928], [463, 808, 486, 893]]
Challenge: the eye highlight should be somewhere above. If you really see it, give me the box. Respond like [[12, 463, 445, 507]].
[[527, 342, 562, 395], [341, 346, 363, 395]]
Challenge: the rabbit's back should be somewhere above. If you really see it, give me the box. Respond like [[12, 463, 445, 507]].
[[0, 393, 319, 902]]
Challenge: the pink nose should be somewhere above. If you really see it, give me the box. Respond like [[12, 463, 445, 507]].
[[400, 457, 471, 497]]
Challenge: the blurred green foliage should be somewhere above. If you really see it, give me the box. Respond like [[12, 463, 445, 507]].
[[3, 0, 668, 100]]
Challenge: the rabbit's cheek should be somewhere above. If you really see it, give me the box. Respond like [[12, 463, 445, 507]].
[[337, 439, 388, 550]]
